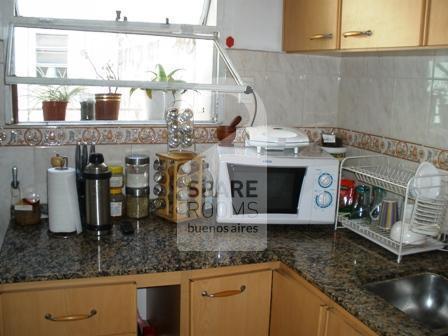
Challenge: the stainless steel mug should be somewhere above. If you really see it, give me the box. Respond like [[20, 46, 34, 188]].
[[83, 153, 112, 236], [379, 199, 399, 231]]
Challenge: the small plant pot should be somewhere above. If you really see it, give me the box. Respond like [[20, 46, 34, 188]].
[[42, 101, 68, 121], [216, 126, 237, 146], [95, 93, 121, 120]]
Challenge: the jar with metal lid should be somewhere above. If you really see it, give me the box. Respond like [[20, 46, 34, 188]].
[[109, 165, 124, 188], [125, 154, 150, 188], [110, 188, 124, 218], [126, 187, 149, 219]]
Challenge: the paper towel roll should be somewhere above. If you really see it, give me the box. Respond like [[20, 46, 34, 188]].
[[47, 167, 82, 234]]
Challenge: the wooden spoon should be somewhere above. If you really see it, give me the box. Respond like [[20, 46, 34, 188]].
[[229, 116, 242, 129]]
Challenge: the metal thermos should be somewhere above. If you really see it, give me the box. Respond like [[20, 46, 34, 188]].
[[83, 153, 112, 235]]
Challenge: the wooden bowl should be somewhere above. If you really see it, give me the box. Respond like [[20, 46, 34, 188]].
[[216, 126, 237, 146]]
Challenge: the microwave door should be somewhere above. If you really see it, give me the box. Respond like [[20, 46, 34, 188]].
[[227, 164, 307, 216]]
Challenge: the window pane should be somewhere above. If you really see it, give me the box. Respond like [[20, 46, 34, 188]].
[[16, 0, 212, 25], [13, 27, 237, 87], [16, 84, 223, 122]]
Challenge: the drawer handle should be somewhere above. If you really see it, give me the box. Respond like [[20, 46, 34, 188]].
[[310, 33, 333, 40], [201, 285, 246, 298], [44, 309, 97, 322], [343, 30, 373, 38]]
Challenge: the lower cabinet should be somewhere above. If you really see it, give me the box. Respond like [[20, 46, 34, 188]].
[[270, 266, 376, 336], [1, 282, 136, 336], [0, 263, 378, 336], [270, 271, 327, 335], [324, 308, 363, 336], [190, 270, 272, 336]]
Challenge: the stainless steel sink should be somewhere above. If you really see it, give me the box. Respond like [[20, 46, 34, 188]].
[[364, 273, 448, 334]]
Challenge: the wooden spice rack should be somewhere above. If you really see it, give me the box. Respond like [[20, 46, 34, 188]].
[[155, 151, 203, 223]]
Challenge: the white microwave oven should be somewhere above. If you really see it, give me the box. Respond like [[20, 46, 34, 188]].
[[216, 146, 339, 224]]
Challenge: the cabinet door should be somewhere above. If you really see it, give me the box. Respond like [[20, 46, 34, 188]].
[[1, 283, 136, 336], [283, 0, 340, 51], [324, 308, 363, 336], [190, 270, 271, 336], [426, 0, 448, 46], [340, 0, 425, 49], [270, 271, 327, 336]]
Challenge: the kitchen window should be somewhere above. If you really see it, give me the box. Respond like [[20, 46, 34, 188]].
[[3, 0, 247, 124]]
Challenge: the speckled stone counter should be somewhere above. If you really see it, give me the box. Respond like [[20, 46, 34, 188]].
[[1, 217, 447, 336]]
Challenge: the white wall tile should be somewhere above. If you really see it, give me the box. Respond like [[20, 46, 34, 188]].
[[391, 79, 432, 144], [0, 147, 36, 245], [0, 39, 4, 64], [306, 55, 341, 76], [394, 55, 434, 79], [303, 75, 339, 126], [365, 55, 395, 79], [427, 80, 448, 148], [340, 56, 368, 78], [434, 54, 448, 79]]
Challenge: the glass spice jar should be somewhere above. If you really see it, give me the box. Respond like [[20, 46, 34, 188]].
[[110, 187, 124, 218], [109, 165, 124, 188], [125, 154, 150, 189], [126, 187, 149, 219]]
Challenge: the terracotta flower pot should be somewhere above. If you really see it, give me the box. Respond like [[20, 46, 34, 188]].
[[42, 101, 68, 121], [95, 93, 121, 120]]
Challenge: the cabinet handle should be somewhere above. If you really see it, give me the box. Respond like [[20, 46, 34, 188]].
[[44, 309, 97, 322], [343, 30, 373, 38], [310, 33, 333, 40], [201, 285, 246, 298]]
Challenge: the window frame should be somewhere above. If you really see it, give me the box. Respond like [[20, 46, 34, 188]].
[[2, 0, 248, 125]]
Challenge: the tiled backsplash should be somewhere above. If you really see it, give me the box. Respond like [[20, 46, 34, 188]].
[[338, 51, 448, 150], [1, 49, 448, 248]]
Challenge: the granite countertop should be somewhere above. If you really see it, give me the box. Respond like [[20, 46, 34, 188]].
[[1, 217, 447, 336]]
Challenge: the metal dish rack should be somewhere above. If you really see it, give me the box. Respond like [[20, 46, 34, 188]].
[[335, 155, 448, 263]]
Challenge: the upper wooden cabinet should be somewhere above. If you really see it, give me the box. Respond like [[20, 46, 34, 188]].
[[340, 0, 425, 49], [283, 0, 340, 51], [190, 270, 272, 336], [425, 0, 448, 46]]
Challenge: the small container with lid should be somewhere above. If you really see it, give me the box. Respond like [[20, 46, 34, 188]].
[[126, 187, 149, 219], [110, 165, 124, 188], [125, 154, 150, 188], [110, 188, 124, 218]]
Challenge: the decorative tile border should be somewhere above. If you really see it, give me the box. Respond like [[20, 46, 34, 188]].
[[0, 126, 334, 147], [0, 125, 446, 171], [0, 126, 221, 146], [337, 128, 448, 171]]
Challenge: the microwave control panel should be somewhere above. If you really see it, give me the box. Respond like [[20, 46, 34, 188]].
[[312, 168, 338, 217]]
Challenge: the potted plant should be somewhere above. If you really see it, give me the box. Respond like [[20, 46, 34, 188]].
[[82, 51, 121, 120], [130, 64, 186, 120], [36, 86, 83, 121]]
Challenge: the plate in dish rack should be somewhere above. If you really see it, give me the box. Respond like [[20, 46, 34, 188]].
[[412, 162, 441, 199]]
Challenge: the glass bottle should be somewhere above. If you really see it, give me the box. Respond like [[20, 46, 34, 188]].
[[110, 187, 124, 218], [350, 185, 371, 220], [153, 184, 166, 197], [177, 175, 191, 188], [370, 187, 386, 222], [202, 161, 214, 193]]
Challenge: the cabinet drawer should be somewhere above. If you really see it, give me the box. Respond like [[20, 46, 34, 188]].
[[1, 282, 136, 336], [190, 270, 272, 336]]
